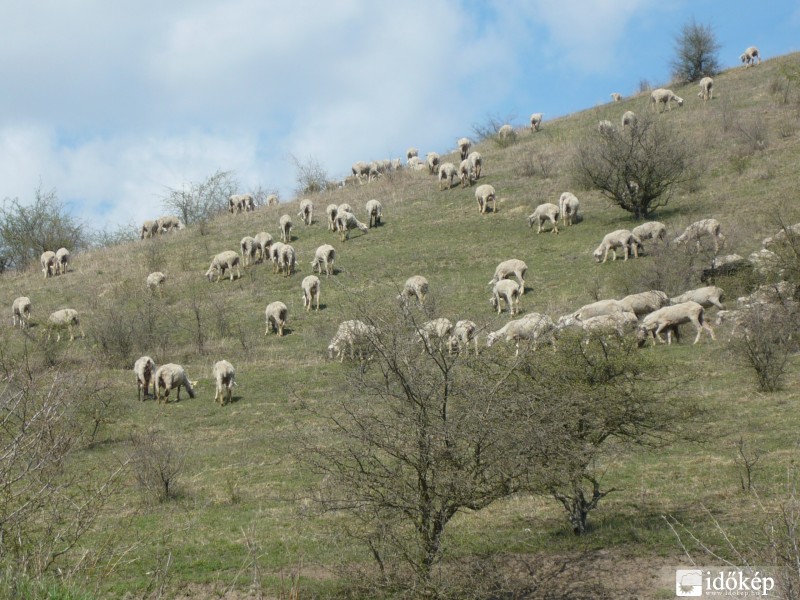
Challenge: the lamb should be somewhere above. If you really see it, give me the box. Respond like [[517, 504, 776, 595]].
[[457, 137, 472, 160], [311, 244, 336, 277], [157, 215, 184, 232], [698, 77, 714, 102], [619, 290, 670, 317], [593, 230, 642, 263], [327, 320, 378, 362], [490, 279, 522, 315], [475, 184, 496, 214], [155, 363, 196, 403], [141, 219, 159, 239], [335, 211, 369, 242], [254, 231, 273, 262], [527, 203, 560, 234], [147, 271, 166, 294], [701, 254, 748, 283], [673, 218, 725, 254], [631, 221, 666, 243], [41, 251, 56, 278], [621, 110, 637, 128], [438, 162, 457, 190], [55, 248, 70, 275], [762, 223, 800, 248], [134, 356, 156, 401], [636, 301, 715, 346], [205, 251, 241, 282], [301, 275, 321, 312], [397, 275, 429, 305], [417, 318, 454, 350], [740, 46, 760, 67], [610, 93, 621, 103], [448, 320, 479, 356], [279, 244, 297, 277], [671, 286, 725, 311], [47, 308, 85, 341], [297, 199, 313, 225], [407, 147, 419, 162], [598, 120, 616, 135], [212, 360, 236, 406], [426, 152, 440, 175], [240, 236, 259, 267], [12, 296, 31, 328], [279, 214, 293, 243], [365, 199, 382, 228], [326, 204, 339, 232], [265, 301, 288, 336], [650, 88, 684, 112], [489, 259, 528, 295], [267, 194, 279, 206], [530, 113, 543, 131], [486, 313, 555, 355], [558, 192, 580, 226]]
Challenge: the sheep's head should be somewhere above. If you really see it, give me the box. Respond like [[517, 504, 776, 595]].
[[675, 96, 684, 106], [490, 296, 498, 309], [593, 247, 604, 262], [327, 344, 336, 360], [740, 53, 747, 63], [635, 326, 649, 348], [205, 267, 216, 281], [486, 333, 497, 347]]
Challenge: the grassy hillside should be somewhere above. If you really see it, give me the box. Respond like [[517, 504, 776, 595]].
[[3, 53, 800, 598]]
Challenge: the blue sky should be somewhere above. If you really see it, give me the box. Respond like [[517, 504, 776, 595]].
[[0, 1, 797, 232]]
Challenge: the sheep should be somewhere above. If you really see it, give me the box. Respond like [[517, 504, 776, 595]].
[[46, 308, 85, 341], [489, 259, 528, 295], [740, 46, 760, 67], [265, 301, 288, 336], [621, 110, 637, 128], [54, 247, 70, 275], [457, 137, 471, 160], [157, 215, 184, 232], [458, 160, 471, 188], [213, 360, 236, 406], [619, 290, 670, 317], [438, 162, 457, 190], [397, 275, 429, 305], [610, 93, 621, 103], [671, 286, 725, 311], [698, 77, 714, 102], [700, 254, 749, 283], [279, 244, 297, 277], [269, 242, 285, 274], [267, 194, 279, 206], [326, 204, 339, 232], [328, 319, 378, 362], [297, 199, 313, 225], [631, 221, 666, 243], [147, 271, 166, 294], [560, 299, 626, 325], [408, 156, 426, 171], [365, 199, 382, 228], [475, 184, 496, 215], [597, 120, 616, 135], [486, 313, 555, 355], [155, 363, 196, 403], [141, 219, 159, 239], [762, 223, 800, 248], [448, 320, 479, 356], [490, 279, 522, 315], [12, 296, 31, 328], [673, 218, 725, 254], [650, 88, 684, 112], [229, 194, 245, 213], [134, 356, 156, 401], [254, 231, 273, 262], [335, 211, 369, 242], [338, 203, 353, 215], [426, 152, 440, 174], [417, 318, 454, 351], [593, 230, 642, 263], [558, 192, 580, 226], [279, 214, 293, 243], [467, 151, 482, 180], [498, 124, 514, 140], [636, 301, 715, 346], [240, 236, 259, 267], [572, 311, 639, 337], [205, 250, 241, 282], [527, 203, 560, 234], [352, 161, 371, 183], [41, 251, 56, 278], [301, 275, 321, 312], [530, 113, 543, 131], [407, 147, 419, 162]]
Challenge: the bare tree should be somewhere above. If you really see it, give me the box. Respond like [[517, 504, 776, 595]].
[[289, 154, 330, 196], [161, 169, 238, 233], [671, 18, 721, 83]]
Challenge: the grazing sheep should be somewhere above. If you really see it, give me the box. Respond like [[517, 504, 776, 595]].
[[326, 204, 339, 232], [12, 296, 31, 328], [240, 236, 259, 267], [631, 221, 667, 243], [338, 203, 353, 215], [301, 275, 321, 312], [267, 194, 279, 206], [365, 199, 382, 228], [417, 318, 454, 352], [311, 244, 336, 277], [141, 219, 159, 239], [458, 159, 471, 188], [265, 301, 288, 336], [55, 248, 70, 275], [328, 319, 378, 361], [269, 242, 285, 274], [598, 120, 616, 135], [297, 199, 313, 225], [279, 244, 297, 277], [486, 313, 555, 355], [155, 363, 196, 403], [698, 77, 714, 102], [527, 203, 560, 234], [213, 360, 236, 406], [254, 231, 273, 262], [134, 356, 156, 401], [530, 113, 543, 131], [229, 194, 245, 213], [671, 286, 725, 311], [157, 215, 184, 232], [448, 320, 479, 356], [650, 88, 684, 112], [47, 308, 85, 342], [619, 290, 670, 317], [673, 218, 725, 254], [352, 161, 371, 183], [426, 152, 440, 175], [489, 259, 528, 295], [279, 214, 293, 243], [475, 184, 496, 214], [762, 223, 800, 248], [438, 162, 457, 190], [397, 275, 429, 305], [560, 299, 626, 325], [570, 311, 639, 337], [701, 254, 749, 283], [621, 110, 637, 128], [637, 301, 715, 346], [740, 46, 760, 67], [610, 93, 621, 103], [205, 251, 241, 282], [491, 279, 522, 315], [407, 147, 419, 162], [41, 251, 56, 278], [335, 211, 369, 242], [467, 151, 482, 179], [558, 192, 580, 226], [498, 124, 514, 140], [593, 230, 642, 263], [408, 156, 426, 171], [147, 271, 166, 294], [457, 137, 471, 160]]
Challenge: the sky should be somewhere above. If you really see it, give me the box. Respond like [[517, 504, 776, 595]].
[[0, 0, 798, 233]]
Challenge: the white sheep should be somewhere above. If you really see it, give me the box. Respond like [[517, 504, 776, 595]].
[[267, 194, 279, 206], [698, 77, 714, 102], [467, 151, 482, 180], [407, 147, 419, 162], [448, 320, 479, 356], [636, 301, 715, 346], [593, 230, 642, 263], [408, 156, 426, 171], [140, 219, 159, 239], [12, 296, 31, 328], [458, 159, 471, 188], [47, 308, 85, 341], [489, 259, 527, 295], [619, 290, 670, 317], [279, 244, 297, 277], [426, 152, 440, 175], [41, 251, 56, 278], [269, 242, 285, 274], [740, 46, 760, 67], [240, 236, 259, 267], [365, 199, 382, 228], [498, 124, 514, 140], [338, 203, 353, 214], [558, 192, 580, 226], [417, 318, 454, 351], [457, 137, 472, 160], [486, 313, 555, 355], [254, 231, 273, 262], [301, 275, 321, 312], [527, 203, 560, 234], [610, 93, 621, 103], [762, 223, 800, 248], [397, 275, 429, 305], [326, 204, 339, 232], [475, 184, 496, 214], [311, 244, 336, 277], [155, 363, 196, 403], [438, 162, 457, 190], [265, 301, 288, 336], [328, 319, 378, 362], [621, 110, 637, 128], [490, 279, 522, 315], [598, 120, 616, 135], [559, 299, 626, 326], [279, 214, 293, 243], [205, 251, 241, 282], [335, 211, 369, 242], [157, 215, 184, 232], [55, 247, 70, 275], [147, 271, 166, 294], [213, 360, 236, 406], [671, 286, 725, 311], [573, 311, 639, 337], [650, 88, 684, 112], [229, 194, 245, 213], [352, 161, 371, 183], [134, 356, 156, 401], [673, 218, 725, 254], [631, 221, 666, 243], [530, 113, 543, 132], [297, 199, 313, 225]]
